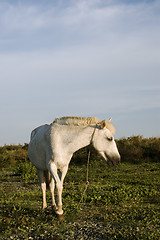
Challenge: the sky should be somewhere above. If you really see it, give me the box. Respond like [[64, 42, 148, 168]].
[[0, 0, 160, 145]]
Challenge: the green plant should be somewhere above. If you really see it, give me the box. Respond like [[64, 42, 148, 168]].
[[16, 159, 37, 181]]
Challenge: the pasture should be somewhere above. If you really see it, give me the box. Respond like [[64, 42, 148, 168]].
[[0, 137, 160, 239]]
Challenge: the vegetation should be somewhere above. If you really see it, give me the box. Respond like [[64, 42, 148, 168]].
[[117, 136, 160, 164], [0, 137, 160, 239]]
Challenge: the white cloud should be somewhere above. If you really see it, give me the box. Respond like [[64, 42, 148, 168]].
[[0, 0, 160, 144], [1, 0, 160, 50]]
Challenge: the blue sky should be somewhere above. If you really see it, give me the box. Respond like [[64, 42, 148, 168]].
[[0, 0, 160, 145]]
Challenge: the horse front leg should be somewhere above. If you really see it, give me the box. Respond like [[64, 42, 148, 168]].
[[47, 162, 63, 216], [49, 177, 57, 212], [48, 162, 68, 217], [56, 165, 68, 215]]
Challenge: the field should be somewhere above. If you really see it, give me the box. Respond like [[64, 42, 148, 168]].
[[0, 137, 160, 239]]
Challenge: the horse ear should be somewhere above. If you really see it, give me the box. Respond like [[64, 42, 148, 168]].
[[100, 120, 106, 129], [108, 117, 112, 122], [106, 119, 116, 134]]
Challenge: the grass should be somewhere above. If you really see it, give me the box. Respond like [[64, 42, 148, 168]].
[[0, 155, 160, 239]]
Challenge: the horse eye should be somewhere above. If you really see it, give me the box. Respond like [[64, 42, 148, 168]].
[[107, 137, 113, 141]]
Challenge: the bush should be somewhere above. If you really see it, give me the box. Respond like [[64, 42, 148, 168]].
[[0, 137, 159, 181], [16, 159, 37, 181], [0, 144, 28, 168], [117, 136, 160, 163]]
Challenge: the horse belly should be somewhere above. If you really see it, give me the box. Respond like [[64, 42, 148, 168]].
[[30, 153, 47, 170]]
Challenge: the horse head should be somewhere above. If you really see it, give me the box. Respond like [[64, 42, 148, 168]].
[[93, 118, 120, 166]]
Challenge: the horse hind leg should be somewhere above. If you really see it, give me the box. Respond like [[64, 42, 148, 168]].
[[44, 170, 50, 190], [37, 170, 47, 209]]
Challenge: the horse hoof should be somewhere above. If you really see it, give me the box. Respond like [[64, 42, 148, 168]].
[[57, 214, 64, 221], [42, 207, 47, 212], [52, 205, 57, 212]]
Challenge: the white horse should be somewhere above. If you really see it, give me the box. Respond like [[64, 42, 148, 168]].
[[28, 116, 120, 218]]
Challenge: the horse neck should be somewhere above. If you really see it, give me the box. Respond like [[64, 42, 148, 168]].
[[54, 124, 97, 154], [72, 125, 96, 151]]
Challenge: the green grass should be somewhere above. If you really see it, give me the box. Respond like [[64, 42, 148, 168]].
[[0, 157, 160, 239]]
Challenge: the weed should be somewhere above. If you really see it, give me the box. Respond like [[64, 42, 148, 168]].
[[0, 139, 160, 239]]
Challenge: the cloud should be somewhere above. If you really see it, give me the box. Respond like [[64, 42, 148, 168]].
[[0, 0, 160, 144], [1, 0, 160, 51]]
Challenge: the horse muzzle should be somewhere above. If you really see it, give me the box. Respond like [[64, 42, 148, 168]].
[[105, 153, 121, 167]]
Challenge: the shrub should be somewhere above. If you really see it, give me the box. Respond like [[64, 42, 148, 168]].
[[16, 159, 37, 182], [117, 136, 160, 163], [0, 137, 159, 181], [0, 144, 28, 168]]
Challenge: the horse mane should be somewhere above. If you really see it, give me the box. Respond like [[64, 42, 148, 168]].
[[53, 116, 116, 134], [54, 116, 100, 126]]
